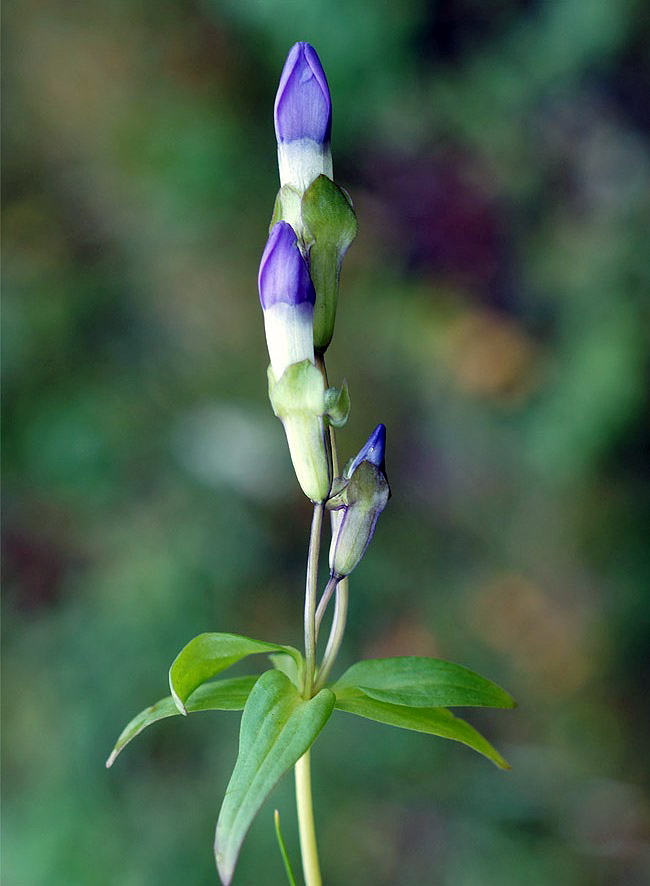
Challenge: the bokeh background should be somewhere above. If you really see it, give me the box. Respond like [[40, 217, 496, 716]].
[[3, 1, 650, 884]]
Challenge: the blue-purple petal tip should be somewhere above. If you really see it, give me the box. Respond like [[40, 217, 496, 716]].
[[347, 424, 387, 477], [258, 221, 315, 310], [274, 42, 331, 145]]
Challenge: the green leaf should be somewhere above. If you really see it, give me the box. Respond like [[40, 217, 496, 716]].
[[334, 657, 515, 709], [105, 675, 258, 768], [169, 633, 302, 714], [334, 692, 510, 770], [274, 810, 298, 886], [269, 652, 303, 689], [215, 670, 335, 885]]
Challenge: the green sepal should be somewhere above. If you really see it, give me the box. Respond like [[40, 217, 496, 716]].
[[105, 675, 258, 768], [267, 360, 332, 502], [326, 476, 349, 510], [324, 379, 350, 428], [328, 461, 391, 577], [334, 691, 510, 770], [301, 175, 358, 353], [333, 657, 516, 709], [215, 670, 335, 885], [270, 184, 305, 242], [169, 633, 302, 714], [267, 360, 326, 420]]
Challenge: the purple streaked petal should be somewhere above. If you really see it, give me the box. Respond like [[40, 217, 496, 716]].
[[345, 424, 387, 478], [258, 221, 315, 310], [274, 42, 331, 145]]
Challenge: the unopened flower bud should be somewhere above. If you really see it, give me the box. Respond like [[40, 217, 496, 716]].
[[328, 424, 390, 578], [259, 221, 315, 379], [259, 222, 331, 502], [274, 42, 333, 194]]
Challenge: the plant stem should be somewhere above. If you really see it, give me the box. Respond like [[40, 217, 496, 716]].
[[303, 501, 324, 698], [315, 575, 340, 639], [294, 751, 322, 886], [312, 577, 348, 693], [313, 354, 351, 693]]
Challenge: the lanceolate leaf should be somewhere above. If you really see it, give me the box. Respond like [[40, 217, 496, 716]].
[[106, 676, 258, 768], [215, 670, 335, 886], [169, 633, 302, 714], [333, 657, 515, 709], [334, 692, 510, 770], [269, 652, 303, 689]]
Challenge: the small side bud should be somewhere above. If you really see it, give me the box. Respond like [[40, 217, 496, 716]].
[[274, 42, 333, 194], [328, 424, 390, 578], [323, 380, 350, 429]]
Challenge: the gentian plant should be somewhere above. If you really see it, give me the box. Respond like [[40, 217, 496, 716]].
[[107, 42, 515, 886]]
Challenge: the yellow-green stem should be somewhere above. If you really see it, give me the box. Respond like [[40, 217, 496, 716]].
[[294, 751, 322, 886]]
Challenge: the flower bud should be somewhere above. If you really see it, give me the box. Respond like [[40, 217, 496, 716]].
[[258, 221, 315, 379], [259, 223, 331, 502], [274, 42, 333, 193], [328, 424, 390, 578]]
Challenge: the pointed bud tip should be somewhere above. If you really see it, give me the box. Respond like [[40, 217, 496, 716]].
[[258, 221, 315, 310], [274, 42, 331, 145], [346, 423, 387, 477]]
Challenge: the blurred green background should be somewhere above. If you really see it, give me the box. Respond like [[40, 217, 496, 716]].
[[3, 0, 650, 883]]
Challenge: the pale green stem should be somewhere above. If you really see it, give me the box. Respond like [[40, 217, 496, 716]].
[[294, 751, 322, 886], [312, 377, 350, 694], [315, 574, 340, 640], [303, 501, 324, 698], [312, 576, 348, 693]]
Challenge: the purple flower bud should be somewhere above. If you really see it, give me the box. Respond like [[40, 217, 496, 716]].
[[274, 43, 333, 192], [258, 222, 316, 379], [258, 221, 315, 310], [329, 425, 390, 579], [344, 424, 387, 479], [274, 42, 331, 145]]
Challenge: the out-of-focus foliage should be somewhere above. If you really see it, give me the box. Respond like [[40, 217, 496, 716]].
[[3, 0, 649, 883]]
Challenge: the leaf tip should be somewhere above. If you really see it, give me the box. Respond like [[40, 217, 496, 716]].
[[170, 686, 188, 716], [214, 847, 232, 886], [105, 751, 116, 769]]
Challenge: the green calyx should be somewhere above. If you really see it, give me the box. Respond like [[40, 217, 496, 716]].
[[324, 380, 350, 428], [270, 184, 303, 241], [268, 359, 326, 418], [302, 175, 358, 354], [327, 460, 391, 578], [270, 176, 358, 355], [268, 360, 332, 502]]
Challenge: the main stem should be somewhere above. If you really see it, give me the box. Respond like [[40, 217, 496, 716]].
[[295, 501, 324, 886], [295, 750, 321, 886]]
